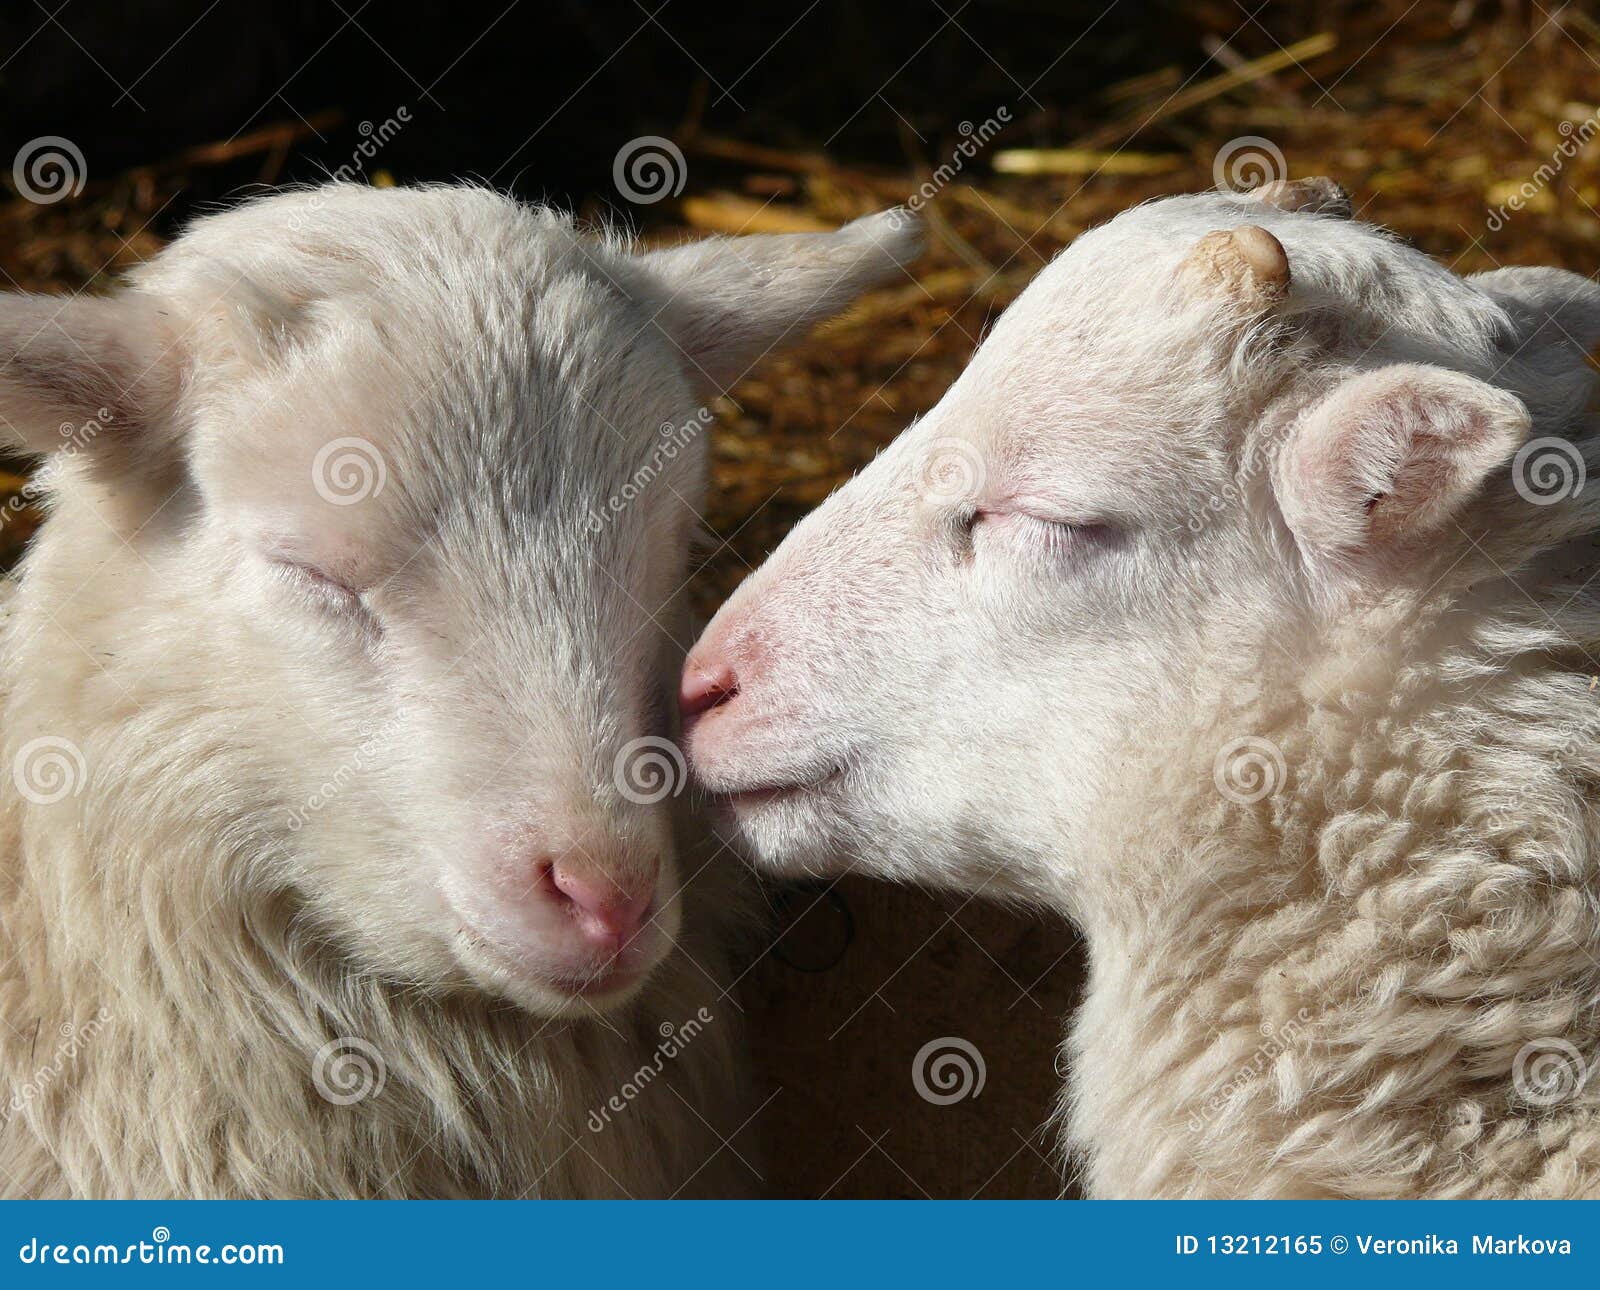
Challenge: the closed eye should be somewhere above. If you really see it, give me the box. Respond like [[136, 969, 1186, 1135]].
[[974, 509, 1109, 543], [272, 560, 379, 628]]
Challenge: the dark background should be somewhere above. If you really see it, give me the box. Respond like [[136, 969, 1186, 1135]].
[[2, 0, 1593, 1197]]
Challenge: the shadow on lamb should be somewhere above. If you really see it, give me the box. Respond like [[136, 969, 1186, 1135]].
[[684, 177, 1600, 1197], [0, 183, 920, 1197]]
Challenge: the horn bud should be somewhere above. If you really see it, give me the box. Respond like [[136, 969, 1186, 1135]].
[[1180, 224, 1290, 305], [1247, 176, 1351, 218]]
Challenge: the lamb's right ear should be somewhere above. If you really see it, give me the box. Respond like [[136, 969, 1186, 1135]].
[[1274, 364, 1530, 585], [0, 292, 181, 458], [635, 210, 923, 394]]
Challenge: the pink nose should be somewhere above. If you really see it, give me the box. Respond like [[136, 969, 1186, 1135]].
[[544, 858, 655, 948], [680, 661, 739, 721]]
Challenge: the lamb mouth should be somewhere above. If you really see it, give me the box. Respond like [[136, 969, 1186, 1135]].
[[451, 918, 662, 1007], [721, 766, 843, 809]]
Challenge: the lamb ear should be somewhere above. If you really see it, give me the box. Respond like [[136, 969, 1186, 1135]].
[[636, 210, 923, 393], [0, 292, 181, 459], [1275, 364, 1530, 581]]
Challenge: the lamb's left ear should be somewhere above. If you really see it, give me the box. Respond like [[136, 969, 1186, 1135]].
[[635, 210, 922, 393], [0, 292, 182, 458], [1275, 364, 1531, 580]]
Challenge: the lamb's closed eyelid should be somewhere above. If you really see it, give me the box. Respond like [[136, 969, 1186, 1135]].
[[266, 557, 383, 632], [975, 506, 1114, 536]]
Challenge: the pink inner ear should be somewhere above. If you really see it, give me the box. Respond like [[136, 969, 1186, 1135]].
[[1278, 364, 1531, 576]]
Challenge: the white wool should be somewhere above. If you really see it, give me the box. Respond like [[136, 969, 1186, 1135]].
[[0, 182, 920, 1197], [687, 183, 1600, 1197]]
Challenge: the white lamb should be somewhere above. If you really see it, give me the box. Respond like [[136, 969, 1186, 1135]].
[[0, 183, 919, 1197], [683, 178, 1600, 1197]]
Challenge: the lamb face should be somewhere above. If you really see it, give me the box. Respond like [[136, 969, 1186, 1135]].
[[0, 184, 920, 1018], [684, 181, 1574, 909]]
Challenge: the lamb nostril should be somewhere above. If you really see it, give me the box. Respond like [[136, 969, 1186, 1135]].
[[547, 860, 655, 944], [679, 663, 739, 720]]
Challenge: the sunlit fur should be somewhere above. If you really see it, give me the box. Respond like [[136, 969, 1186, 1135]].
[[0, 183, 920, 1196], [689, 187, 1600, 1197]]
